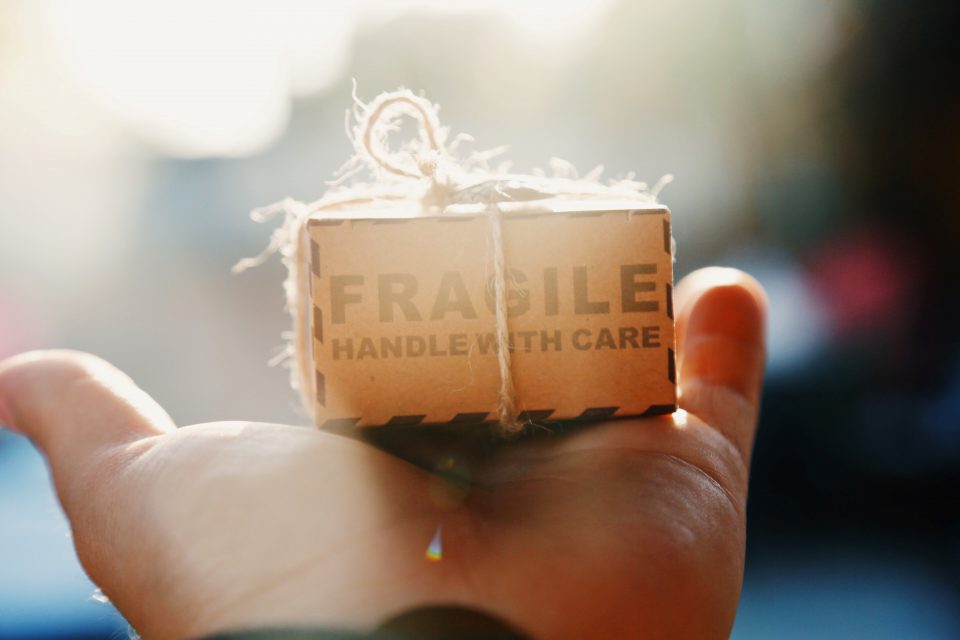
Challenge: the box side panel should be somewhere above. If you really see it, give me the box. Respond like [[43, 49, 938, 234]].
[[307, 209, 676, 428], [502, 209, 676, 421]]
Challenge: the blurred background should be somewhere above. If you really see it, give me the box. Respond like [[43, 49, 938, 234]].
[[1, 0, 959, 637]]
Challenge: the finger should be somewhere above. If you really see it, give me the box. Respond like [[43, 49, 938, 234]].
[[0, 349, 174, 477], [674, 268, 767, 460]]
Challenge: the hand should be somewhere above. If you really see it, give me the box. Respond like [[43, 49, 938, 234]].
[[0, 267, 766, 640]]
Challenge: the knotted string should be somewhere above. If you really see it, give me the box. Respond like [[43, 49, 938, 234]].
[[236, 87, 671, 436]]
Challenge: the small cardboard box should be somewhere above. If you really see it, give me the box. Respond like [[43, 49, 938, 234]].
[[302, 201, 676, 428]]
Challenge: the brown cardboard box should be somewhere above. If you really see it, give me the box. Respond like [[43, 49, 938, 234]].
[[303, 200, 676, 428]]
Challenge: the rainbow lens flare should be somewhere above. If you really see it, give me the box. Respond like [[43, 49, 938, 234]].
[[425, 524, 443, 562]]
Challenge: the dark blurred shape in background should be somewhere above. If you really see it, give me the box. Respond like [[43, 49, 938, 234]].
[[1, 1, 958, 638]]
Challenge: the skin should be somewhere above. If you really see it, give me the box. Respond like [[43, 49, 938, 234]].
[[0, 267, 766, 640]]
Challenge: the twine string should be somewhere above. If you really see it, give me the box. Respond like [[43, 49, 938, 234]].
[[354, 90, 522, 432], [356, 90, 446, 180], [486, 203, 520, 431]]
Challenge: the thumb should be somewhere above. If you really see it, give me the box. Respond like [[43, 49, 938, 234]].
[[674, 268, 767, 462], [0, 350, 174, 507]]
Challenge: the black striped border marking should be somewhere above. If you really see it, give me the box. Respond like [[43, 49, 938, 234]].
[[666, 283, 674, 320], [309, 239, 321, 277], [577, 406, 619, 420], [640, 404, 676, 417], [309, 233, 325, 409], [315, 371, 326, 407], [668, 348, 676, 384], [449, 412, 491, 423], [313, 305, 323, 343], [316, 405, 677, 429], [663, 218, 671, 254], [386, 414, 427, 426]]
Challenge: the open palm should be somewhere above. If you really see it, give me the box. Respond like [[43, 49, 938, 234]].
[[0, 268, 766, 640]]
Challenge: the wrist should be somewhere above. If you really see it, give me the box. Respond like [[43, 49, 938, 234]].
[[200, 605, 529, 640]]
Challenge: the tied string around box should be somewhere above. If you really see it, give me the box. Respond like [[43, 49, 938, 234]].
[[236, 87, 672, 435]]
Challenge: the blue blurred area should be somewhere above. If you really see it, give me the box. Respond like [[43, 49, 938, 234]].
[[0, 432, 127, 639], [1, 0, 959, 637], [733, 549, 960, 639]]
